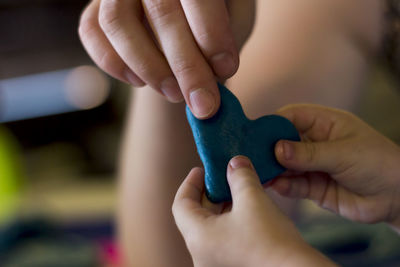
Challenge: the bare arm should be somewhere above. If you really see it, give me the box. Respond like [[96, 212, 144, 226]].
[[117, 1, 385, 267], [230, 0, 385, 216], [230, 0, 385, 116], [118, 87, 200, 267]]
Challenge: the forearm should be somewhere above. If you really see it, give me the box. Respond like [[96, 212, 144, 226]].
[[118, 87, 200, 267]]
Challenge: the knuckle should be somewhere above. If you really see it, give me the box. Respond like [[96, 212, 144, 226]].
[[145, 0, 178, 23], [196, 28, 232, 52], [131, 59, 165, 88], [172, 59, 199, 77], [196, 29, 218, 45], [131, 60, 154, 80], [233, 174, 262, 197], [98, 1, 123, 35], [304, 142, 318, 164], [171, 201, 179, 217], [171, 197, 186, 216], [97, 50, 113, 68], [78, 21, 92, 40], [78, 7, 96, 39], [97, 50, 124, 74], [171, 198, 187, 220], [238, 186, 260, 200]]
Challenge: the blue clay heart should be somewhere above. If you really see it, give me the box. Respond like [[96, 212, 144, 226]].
[[186, 83, 300, 203]]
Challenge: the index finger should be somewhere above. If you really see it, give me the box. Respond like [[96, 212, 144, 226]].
[[143, 0, 220, 119], [181, 0, 239, 79], [276, 104, 348, 141]]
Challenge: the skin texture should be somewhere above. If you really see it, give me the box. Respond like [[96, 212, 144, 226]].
[[172, 156, 338, 267], [273, 104, 400, 233], [79, 0, 255, 118], [118, 89, 199, 267], [228, 0, 384, 115], [78, 0, 385, 266], [173, 105, 400, 266]]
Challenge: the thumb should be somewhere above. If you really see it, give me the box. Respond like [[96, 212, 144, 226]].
[[227, 156, 264, 205], [275, 140, 346, 174]]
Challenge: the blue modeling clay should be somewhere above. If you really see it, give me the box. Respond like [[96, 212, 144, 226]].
[[186, 83, 300, 203]]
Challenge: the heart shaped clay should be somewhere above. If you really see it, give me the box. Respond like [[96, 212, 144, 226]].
[[186, 83, 300, 203]]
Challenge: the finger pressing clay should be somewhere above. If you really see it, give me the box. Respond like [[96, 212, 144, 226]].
[[186, 83, 300, 203]]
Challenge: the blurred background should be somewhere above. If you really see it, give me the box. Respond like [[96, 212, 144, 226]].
[[1, 0, 126, 266], [1, 0, 400, 267]]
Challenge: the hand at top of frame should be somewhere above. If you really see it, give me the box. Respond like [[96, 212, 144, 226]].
[[79, 0, 255, 119]]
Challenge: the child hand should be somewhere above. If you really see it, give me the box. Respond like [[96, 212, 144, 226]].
[[79, 0, 255, 118], [274, 104, 400, 232], [173, 156, 336, 267]]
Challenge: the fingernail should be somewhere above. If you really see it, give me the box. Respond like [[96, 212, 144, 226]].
[[211, 52, 236, 78], [125, 69, 145, 87], [282, 141, 294, 160], [189, 88, 216, 118], [229, 156, 253, 170], [161, 77, 184, 103]]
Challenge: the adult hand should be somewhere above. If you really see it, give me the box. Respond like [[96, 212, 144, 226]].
[[79, 0, 255, 119], [173, 156, 335, 267], [274, 104, 400, 232]]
